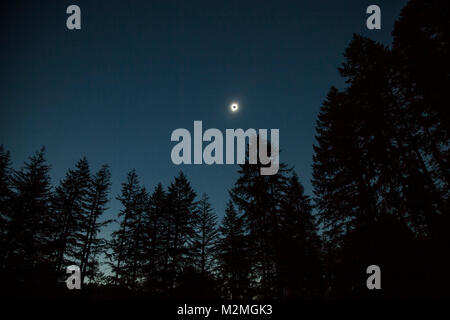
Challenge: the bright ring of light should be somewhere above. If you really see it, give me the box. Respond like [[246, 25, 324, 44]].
[[231, 103, 239, 112]]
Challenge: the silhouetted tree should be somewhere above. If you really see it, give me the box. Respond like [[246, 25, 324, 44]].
[[142, 183, 167, 293], [392, 0, 450, 190], [216, 201, 251, 299], [2, 148, 53, 290], [51, 157, 91, 273], [313, 5, 450, 296], [277, 173, 322, 298], [165, 171, 198, 293], [79, 164, 112, 284], [108, 170, 147, 289], [230, 140, 292, 298], [390, 0, 450, 296], [193, 193, 217, 276]]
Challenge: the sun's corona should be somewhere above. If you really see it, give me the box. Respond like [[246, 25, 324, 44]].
[[230, 103, 239, 112]]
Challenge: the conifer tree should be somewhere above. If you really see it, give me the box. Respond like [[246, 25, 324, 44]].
[[52, 157, 91, 273], [4, 148, 52, 280], [108, 169, 144, 288], [142, 183, 167, 292], [79, 164, 112, 284], [193, 193, 217, 276], [278, 174, 322, 297], [229, 140, 291, 298], [165, 171, 198, 291], [216, 201, 251, 299], [392, 0, 450, 190]]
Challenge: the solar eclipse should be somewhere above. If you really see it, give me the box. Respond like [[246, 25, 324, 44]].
[[230, 103, 239, 112]]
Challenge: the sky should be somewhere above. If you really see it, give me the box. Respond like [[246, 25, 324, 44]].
[[0, 0, 408, 236]]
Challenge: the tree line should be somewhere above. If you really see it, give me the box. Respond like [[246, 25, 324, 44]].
[[0, 145, 320, 299], [0, 0, 449, 299]]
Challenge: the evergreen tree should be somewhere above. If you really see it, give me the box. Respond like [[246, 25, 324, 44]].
[[278, 174, 322, 298], [312, 28, 449, 297], [341, 34, 442, 236], [142, 183, 167, 293], [51, 157, 91, 273], [165, 171, 198, 292], [2, 148, 53, 289], [216, 201, 251, 299], [193, 193, 218, 276], [108, 169, 147, 289], [130, 186, 149, 288], [391, 0, 450, 295], [313, 86, 371, 247], [230, 140, 291, 298], [79, 164, 112, 284], [392, 0, 450, 191]]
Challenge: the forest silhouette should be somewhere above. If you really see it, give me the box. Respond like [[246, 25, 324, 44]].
[[0, 0, 449, 299]]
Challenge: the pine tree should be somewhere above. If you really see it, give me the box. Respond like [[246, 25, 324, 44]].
[[312, 86, 369, 247], [312, 38, 407, 296], [230, 141, 291, 298], [3, 147, 53, 287], [341, 34, 442, 236], [108, 170, 148, 289], [312, 29, 450, 296], [390, 0, 450, 295], [277, 173, 322, 298], [142, 183, 166, 293], [392, 0, 450, 190], [109, 169, 138, 287], [313, 33, 446, 245], [79, 164, 112, 284], [193, 193, 218, 276], [130, 186, 148, 288], [216, 201, 251, 299], [51, 157, 91, 273], [165, 171, 198, 292]]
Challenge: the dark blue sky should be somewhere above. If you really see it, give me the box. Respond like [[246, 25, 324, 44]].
[[0, 0, 407, 235]]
